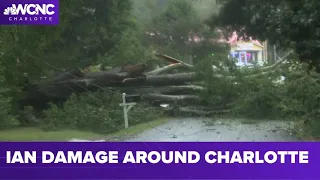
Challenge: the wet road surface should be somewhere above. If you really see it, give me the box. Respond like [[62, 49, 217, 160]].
[[69, 118, 300, 142], [124, 118, 299, 142]]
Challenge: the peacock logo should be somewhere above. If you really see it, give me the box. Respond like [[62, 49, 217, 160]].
[[3, 7, 18, 15]]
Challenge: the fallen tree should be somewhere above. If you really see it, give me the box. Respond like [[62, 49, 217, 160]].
[[121, 85, 206, 95], [20, 51, 295, 116]]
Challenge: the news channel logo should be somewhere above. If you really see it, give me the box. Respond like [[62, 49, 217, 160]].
[[0, 0, 59, 25]]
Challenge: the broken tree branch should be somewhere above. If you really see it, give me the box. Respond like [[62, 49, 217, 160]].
[[252, 50, 294, 72], [146, 63, 193, 75], [141, 94, 200, 103], [121, 85, 205, 95], [123, 72, 199, 86], [154, 53, 194, 68], [166, 106, 233, 116]]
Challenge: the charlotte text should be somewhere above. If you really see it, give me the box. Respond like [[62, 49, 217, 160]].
[[5, 150, 309, 164]]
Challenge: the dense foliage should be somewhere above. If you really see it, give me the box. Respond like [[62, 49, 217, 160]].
[[200, 0, 320, 138], [0, 65, 19, 129], [0, 0, 158, 134], [42, 90, 163, 134], [208, 0, 320, 71]]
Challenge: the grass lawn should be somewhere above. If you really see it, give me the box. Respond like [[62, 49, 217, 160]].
[[0, 118, 169, 141]]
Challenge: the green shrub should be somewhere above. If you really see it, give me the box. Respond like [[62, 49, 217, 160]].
[[278, 65, 320, 137], [41, 89, 163, 134], [234, 71, 284, 119], [0, 93, 19, 129], [195, 57, 239, 107]]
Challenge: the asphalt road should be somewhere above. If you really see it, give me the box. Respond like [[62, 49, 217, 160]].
[[69, 118, 300, 142], [124, 118, 299, 142]]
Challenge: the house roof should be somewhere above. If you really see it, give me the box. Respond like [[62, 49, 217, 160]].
[[226, 31, 264, 48], [145, 30, 264, 48], [231, 42, 263, 51], [251, 39, 263, 47]]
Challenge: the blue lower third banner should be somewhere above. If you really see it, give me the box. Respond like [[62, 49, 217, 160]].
[[0, 142, 318, 179]]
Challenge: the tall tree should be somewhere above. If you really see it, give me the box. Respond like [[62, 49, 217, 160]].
[[143, 0, 227, 62], [208, 0, 320, 71], [0, 0, 135, 85], [0, 0, 149, 113]]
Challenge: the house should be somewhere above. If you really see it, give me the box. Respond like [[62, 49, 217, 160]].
[[226, 31, 266, 67], [146, 30, 268, 67], [230, 41, 265, 67]]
